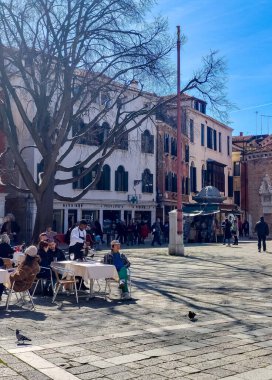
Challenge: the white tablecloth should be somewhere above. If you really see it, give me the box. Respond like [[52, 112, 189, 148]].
[[0, 269, 9, 284], [51, 261, 119, 282]]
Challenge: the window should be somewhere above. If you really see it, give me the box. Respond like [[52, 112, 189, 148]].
[[227, 136, 230, 156], [206, 161, 225, 192], [100, 92, 111, 109], [207, 126, 213, 149], [185, 177, 190, 195], [201, 124, 205, 146], [234, 191, 240, 206], [213, 130, 217, 151], [190, 163, 197, 193], [171, 137, 177, 156], [98, 122, 110, 145], [115, 165, 128, 191], [185, 145, 190, 162], [233, 162, 240, 176], [228, 175, 233, 197], [194, 100, 199, 111], [141, 130, 154, 154], [165, 172, 172, 191], [200, 103, 206, 114], [72, 119, 98, 145], [190, 119, 194, 143], [172, 173, 177, 192], [72, 163, 92, 190], [118, 132, 129, 150], [141, 169, 153, 193], [96, 164, 111, 191], [219, 132, 222, 152], [164, 134, 169, 153], [201, 165, 206, 188]]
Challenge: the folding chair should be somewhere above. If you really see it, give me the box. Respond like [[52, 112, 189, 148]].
[[6, 274, 36, 311], [51, 265, 79, 304], [32, 267, 54, 297], [105, 268, 132, 299]]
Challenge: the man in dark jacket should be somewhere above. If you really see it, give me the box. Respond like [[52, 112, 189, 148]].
[[103, 240, 131, 300], [255, 216, 269, 252]]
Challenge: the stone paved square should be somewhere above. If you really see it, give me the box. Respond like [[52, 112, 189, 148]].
[[2, 242, 272, 379]]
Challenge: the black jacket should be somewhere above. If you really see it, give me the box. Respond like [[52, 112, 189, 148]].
[[255, 220, 269, 236], [0, 243, 14, 259]]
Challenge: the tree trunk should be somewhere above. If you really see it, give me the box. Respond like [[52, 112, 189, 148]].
[[32, 181, 55, 243]]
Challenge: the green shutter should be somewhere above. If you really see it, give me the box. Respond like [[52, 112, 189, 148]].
[[124, 171, 128, 191]]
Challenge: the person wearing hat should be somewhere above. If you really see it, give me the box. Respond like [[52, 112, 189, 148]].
[[103, 240, 131, 300], [9, 246, 40, 293]]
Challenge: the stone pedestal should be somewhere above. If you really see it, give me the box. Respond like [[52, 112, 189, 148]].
[[168, 209, 184, 256]]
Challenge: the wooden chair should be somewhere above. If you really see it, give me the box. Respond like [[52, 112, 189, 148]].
[[51, 265, 79, 304], [2, 258, 13, 269], [32, 267, 54, 297]]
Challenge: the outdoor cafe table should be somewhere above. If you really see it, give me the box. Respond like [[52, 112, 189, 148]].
[[51, 260, 119, 297]]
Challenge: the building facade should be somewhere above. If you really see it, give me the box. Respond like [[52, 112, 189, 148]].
[[232, 133, 272, 235]]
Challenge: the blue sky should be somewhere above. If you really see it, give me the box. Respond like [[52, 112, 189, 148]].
[[151, 0, 272, 136]]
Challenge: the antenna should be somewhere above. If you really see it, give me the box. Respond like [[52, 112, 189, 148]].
[[255, 111, 258, 135], [260, 115, 272, 135]]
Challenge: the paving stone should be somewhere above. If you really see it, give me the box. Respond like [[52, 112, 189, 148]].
[[185, 373, 218, 380], [20, 370, 51, 380], [67, 364, 99, 374], [237, 368, 272, 379], [107, 371, 139, 380], [204, 367, 237, 377]]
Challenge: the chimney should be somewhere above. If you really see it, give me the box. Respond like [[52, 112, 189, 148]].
[[240, 132, 243, 136], [130, 80, 138, 89]]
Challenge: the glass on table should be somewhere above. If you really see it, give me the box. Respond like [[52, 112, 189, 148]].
[[69, 253, 75, 261]]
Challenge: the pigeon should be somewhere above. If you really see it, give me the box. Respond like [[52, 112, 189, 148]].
[[16, 329, 31, 344], [188, 311, 196, 320]]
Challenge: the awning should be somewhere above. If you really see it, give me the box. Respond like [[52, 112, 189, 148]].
[[183, 204, 220, 217]]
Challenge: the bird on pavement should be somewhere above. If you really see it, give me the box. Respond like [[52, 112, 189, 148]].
[[188, 311, 196, 320], [16, 329, 31, 344]]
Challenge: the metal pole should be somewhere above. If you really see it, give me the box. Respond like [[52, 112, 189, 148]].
[[176, 26, 183, 235], [168, 26, 184, 256]]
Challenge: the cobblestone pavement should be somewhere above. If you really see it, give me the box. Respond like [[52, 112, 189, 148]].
[[1, 240, 272, 379]]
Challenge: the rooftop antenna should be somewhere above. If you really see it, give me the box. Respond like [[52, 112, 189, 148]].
[[255, 111, 258, 135], [260, 115, 272, 135]]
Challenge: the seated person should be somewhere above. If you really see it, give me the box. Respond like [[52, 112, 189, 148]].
[[103, 240, 131, 300], [0, 257, 5, 301], [44, 226, 58, 243], [0, 233, 14, 259], [39, 232, 49, 242], [37, 241, 53, 294], [48, 241, 66, 261], [9, 246, 40, 293]]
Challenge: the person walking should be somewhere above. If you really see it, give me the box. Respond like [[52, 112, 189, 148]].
[[224, 218, 232, 247], [255, 216, 269, 253], [232, 219, 239, 245], [151, 219, 162, 246]]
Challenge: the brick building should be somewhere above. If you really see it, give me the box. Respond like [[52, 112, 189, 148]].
[[232, 133, 272, 235]]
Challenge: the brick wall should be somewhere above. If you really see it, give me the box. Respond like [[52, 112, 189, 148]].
[[247, 156, 272, 235]]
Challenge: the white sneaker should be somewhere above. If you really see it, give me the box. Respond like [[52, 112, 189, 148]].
[[121, 292, 131, 300]]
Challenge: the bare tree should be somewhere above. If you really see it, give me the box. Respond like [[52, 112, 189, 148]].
[[0, 0, 231, 240]]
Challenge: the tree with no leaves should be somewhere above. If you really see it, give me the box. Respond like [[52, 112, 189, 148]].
[[0, 0, 230, 241]]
